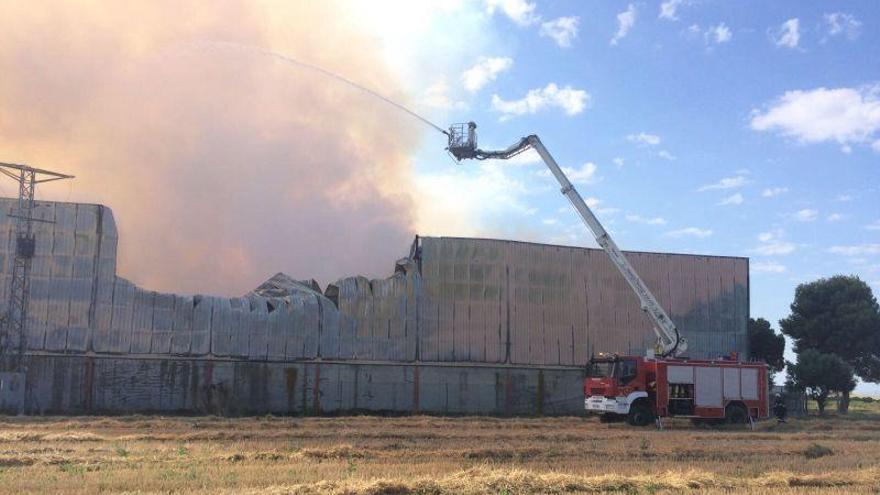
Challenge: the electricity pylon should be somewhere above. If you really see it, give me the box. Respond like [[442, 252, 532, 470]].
[[0, 162, 73, 371]]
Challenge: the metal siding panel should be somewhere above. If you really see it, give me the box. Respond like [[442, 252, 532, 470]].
[[693, 257, 711, 355], [150, 293, 174, 354], [527, 244, 543, 364], [576, 248, 590, 364], [191, 296, 213, 356], [229, 297, 249, 358], [246, 298, 268, 360], [265, 301, 288, 361], [210, 297, 232, 357], [440, 242, 455, 360], [130, 289, 154, 354], [285, 297, 305, 360], [540, 245, 553, 364], [108, 279, 134, 353], [510, 245, 529, 364], [171, 295, 194, 355], [706, 257, 723, 346], [452, 241, 469, 361]]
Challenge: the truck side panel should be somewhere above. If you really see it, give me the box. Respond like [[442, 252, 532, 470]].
[[695, 366, 722, 408]]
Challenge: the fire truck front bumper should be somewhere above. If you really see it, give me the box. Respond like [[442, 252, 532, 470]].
[[584, 396, 629, 415]]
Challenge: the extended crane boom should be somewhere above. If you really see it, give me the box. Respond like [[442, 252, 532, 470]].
[[446, 122, 687, 357]]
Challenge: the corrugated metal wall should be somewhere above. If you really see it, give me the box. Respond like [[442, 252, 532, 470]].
[[0, 200, 748, 415], [416, 237, 749, 364]]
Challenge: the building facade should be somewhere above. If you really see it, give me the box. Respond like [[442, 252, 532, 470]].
[[0, 200, 748, 415]]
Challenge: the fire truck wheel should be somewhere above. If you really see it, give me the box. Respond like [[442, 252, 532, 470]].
[[725, 403, 749, 424], [627, 402, 654, 427]]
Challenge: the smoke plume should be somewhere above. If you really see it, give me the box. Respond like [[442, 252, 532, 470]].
[[0, 1, 421, 295]]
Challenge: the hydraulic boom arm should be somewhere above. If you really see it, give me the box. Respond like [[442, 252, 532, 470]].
[[447, 122, 687, 357]]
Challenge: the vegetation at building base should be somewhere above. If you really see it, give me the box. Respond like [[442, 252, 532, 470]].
[[0, 412, 879, 494], [780, 275, 880, 414], [747, 317, 785, 384], [787, 349, 856, 415]]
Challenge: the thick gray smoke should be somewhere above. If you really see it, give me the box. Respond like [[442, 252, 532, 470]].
[[0, 1, 421, 295]]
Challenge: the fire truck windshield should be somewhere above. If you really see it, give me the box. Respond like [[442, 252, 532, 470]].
[[589, 361, 615, 378], [589, 358, 638, 384]]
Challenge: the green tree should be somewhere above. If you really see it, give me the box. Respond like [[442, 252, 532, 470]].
[[748, 317, 786, 383], [787, 349, 856, 415], [780, 275, 880, 413]]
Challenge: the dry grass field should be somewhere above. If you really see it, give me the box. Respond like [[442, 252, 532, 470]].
[[1, 405, 879, 494]]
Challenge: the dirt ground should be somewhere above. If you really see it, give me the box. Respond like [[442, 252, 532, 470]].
[[0, 404, 878, 494]]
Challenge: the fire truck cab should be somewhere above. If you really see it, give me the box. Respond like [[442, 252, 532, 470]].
[[585, 353, 769, 426]]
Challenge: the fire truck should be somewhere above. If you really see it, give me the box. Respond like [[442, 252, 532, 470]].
[[585, 354, 769, 425], [446, 123, 769, 426]]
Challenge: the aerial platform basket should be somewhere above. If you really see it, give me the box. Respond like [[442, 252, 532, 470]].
[[447, 122, 479, 160]]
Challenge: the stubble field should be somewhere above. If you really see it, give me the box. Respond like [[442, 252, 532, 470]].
[[0, 405, 878, 494]]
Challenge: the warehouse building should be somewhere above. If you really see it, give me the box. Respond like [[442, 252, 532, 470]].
[[0, 199, 748, 415]]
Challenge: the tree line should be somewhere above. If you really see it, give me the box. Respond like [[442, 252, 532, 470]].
[[748, 275, 880, 415]]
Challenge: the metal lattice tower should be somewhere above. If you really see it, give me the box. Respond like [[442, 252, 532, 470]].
[[0, 162, 73, 371]]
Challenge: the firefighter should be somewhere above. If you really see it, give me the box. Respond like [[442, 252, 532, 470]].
[[773, 394, 787, 423]]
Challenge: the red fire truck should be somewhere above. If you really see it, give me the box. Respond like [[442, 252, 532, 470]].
[[584, 354, 769, 426]]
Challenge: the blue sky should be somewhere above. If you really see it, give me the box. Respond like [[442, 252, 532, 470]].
[[354, 1, 880, 393]]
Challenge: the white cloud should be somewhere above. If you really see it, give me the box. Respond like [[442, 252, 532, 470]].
[[657, 150, 676, 160], [718, 192, 744, 206], [611, 4, 637, 46], [687, 23, 733, 47], [750, 84, 880, 152], [565, 162, 598, 184], [823, 12, 861, 41], [827, 213, 845, 222], [698, 175, 749, 191], [659, 0, 684, 21], [836, 194, 853, 202], [757, 230, 779, 243], [793, 208, 818, 222], [542, 218, 559, 225], [585, 197, 619, 215], [540, 16, 579, 48], [866, 220, 880, 231], [709, 23, 732, 44], [461, 57, 514, 92], [626, 132, 661, 146], [538, 162, 598, 184], [873, 140, 880, 153], [484, 0, 539, 26], [613, 157, 625, 169], [491, 83, 590, 119], [752, 242, 795, 256], [827, 244, 880, 256], [625, 214, 667, 225], [420, 80, 468, 110], [752, 229, 796, 255], [665, 227, 713, 238], [761, 187, 788, 197], [771, 18, 800, 49], [752, 261, 787, 274]]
